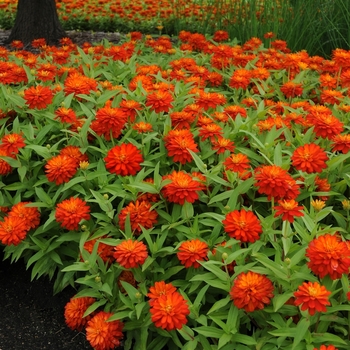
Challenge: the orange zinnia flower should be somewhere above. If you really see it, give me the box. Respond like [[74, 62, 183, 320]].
[[24, 85, 54, 109], [254, 165, 300, 200], [294, 281, 331, 316], [306, 234, 350, 280], [64, 73, 98, 98], [86, 311, 124, 350], [8, 202, 40, 230], [119, 99, 142, 122], [198, 123, 223, 141], [104, 143, 143, 176], [291, 143, 329, 173], [147, 281, 177, 306], [223, 209, 262, 243], [161, 170, 202, 205], [59, 145, 89, 165], [331, 134, 350, 154], [230, 271, 274, 312], [54, 107, 78, 124], [170, 111, 196, 130], [83, 237, 115, 264], [313, 346, 338, 350], [91, 106, 127, 140], [45, 154, 78, 185], [177, 238, 209, 268], [64, 296, 96, 331], [273, 199, 304, 223], [118, 200, 158, 234], [145, 90, 173, 113], [55, 197, 91, 231], [132, 122, 153, 133], [0, 216, 28, 246], [280, 81, 303, 98], [0, 149, 13, 175], [113, 239, 148, 269], [211, 137, 235, 154], [0, 133, 25, 155], [213, 30, 229, 42], [164, 129, 199, 164], [224, 153, 250, 173], [149, 291, 190, 331], [306, 111, 344, 140]]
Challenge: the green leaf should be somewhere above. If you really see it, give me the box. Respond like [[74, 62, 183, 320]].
[[292, 318, 309, 349], [207, 296, 231, 314], [194, 326, 224, 338], [188, 149, 207, 173]]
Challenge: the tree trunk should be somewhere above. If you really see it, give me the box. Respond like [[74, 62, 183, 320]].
[[6, 0, 66, 47]]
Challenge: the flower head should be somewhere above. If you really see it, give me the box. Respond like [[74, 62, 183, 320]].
[[291, 143, 329, 173], [146, 90, 173, 113], [306, 234, 350, 280], [177, 239, 209, 268], [147, 281, 177, 306], [45, 154, 78, 185], [294, 281, 331, 315], [313, 346, 338, 350], [331, 134, 350, 154], [64, 296, 96, 331], [55, 197, 91, 231], [273, 199, 304, 223], [164, 129, 198, 164], [118, 200, 158, 234], [230, 271, 274, 312], [223, 209, 262, 243], [224, 153, 250, 173], [104, 143, 143, 176], [8, 202, 40, 230], [0, 149, 13, 175], [149, 291, 190, 331], [86, 311, 124, 350], [0, 216, 28, 246], [254, 165, 300, 200], [24, 85, 53, 109], [161, 170, 202, 205], [113, 239, 148, 269], [0, 133, 25, 155]]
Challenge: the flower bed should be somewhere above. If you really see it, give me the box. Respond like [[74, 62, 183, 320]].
[[1, 29, 350, 350]]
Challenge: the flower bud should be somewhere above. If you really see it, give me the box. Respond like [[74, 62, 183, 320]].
[[222, 252, 228, 260], [103, 194, 109, 200]]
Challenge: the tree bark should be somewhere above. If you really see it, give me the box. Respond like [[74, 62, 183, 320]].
[[6, 0, 66, 46]]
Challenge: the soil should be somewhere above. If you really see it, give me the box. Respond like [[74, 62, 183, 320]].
[[0, 29, 125, 350]]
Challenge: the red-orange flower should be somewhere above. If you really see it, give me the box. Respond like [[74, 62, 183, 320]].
[[306, 234, 350, 280], [0, 149, 13, 175], [83, 237, 115, 264], [24, 85, 54, 109], [145, 90, 173, 113], [0, 216, 28, 246], [86, 311, 124, 350], [213, 30, 229, 42], [254, 165, 300, 200], [54, 107, 78, 124], [230, 271, 274, 312], [224, 153, 250, 173], [0, 133, 25, 155], [147, 281, 177, 306], [55, 197, 91, 230], [291, 143, 328, 173], [211, 137, 235, 154], [273, 199, 304, 223], [331, 134, 350, 154], [45, 154, 78, 185], [113, 239, 148, 269], [280, 81, 303, 98], [118, 200, 158, 234], [161, 170, 202, 205], [149, 291, 190, 331], [132, 122, 153, 133], [164, 129, 199, 164], [306, 111, 344, 140], [223, 209, 262, 243], [198, 123, 223, 141], [104, 143, 143, 176], [64, 296, 96, 331], [59, 145, 89, 165], [177, 238, 209, 268], [91, 106, 127, 140], [64, 73, 98, 98], [313, 346, 338, 350], [8, 202, 40, 230], [294, 281, 331, 316]]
